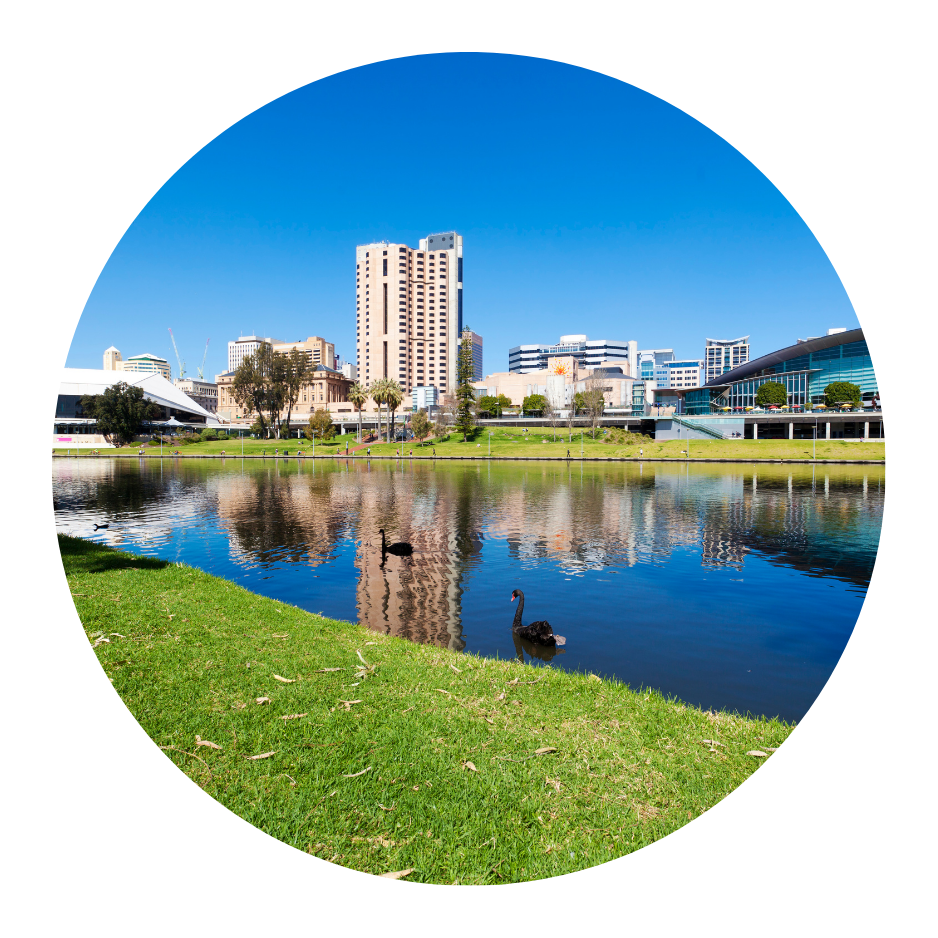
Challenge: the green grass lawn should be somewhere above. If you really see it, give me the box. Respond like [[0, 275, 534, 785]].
[[60, 533, 793, 884], [55, 428, 884, 461]]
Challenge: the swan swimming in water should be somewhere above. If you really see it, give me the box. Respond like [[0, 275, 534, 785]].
[[379, 529, 413, 556], [510, 589, 565, 646]]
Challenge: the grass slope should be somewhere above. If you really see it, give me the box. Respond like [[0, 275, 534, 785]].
[[55, 429, 884, 462], [61, 534, 792, 884]]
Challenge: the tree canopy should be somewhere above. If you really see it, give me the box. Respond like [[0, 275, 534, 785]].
[[477, 394, 512, 418], [755, 381, 788, 407], [232, 345, 277, 437], [305, 408, 335, 441], [581, 376, 607, 436], [521, 393, 547, 416], [410, 409, 432, 442], [79, 382, 161, 444], [454, 330, 477, 440], [824, 381, 861, 407], [280, 348, 313, 433]]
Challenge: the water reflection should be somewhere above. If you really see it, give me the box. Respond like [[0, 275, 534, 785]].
[[52, 458, 884, 720]]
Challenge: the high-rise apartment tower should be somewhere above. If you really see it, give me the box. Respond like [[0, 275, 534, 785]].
[[356, 231, 463, 395], [705, 336, 750, 383]]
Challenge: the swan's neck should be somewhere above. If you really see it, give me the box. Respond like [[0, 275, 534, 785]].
[[380, 531, 386, 551], [512, 593, 524, 629]]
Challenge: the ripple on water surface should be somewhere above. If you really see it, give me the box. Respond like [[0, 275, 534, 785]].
[[53, 457, 884, 722]]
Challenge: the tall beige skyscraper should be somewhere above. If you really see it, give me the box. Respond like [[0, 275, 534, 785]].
[[355, 231, 463, 395]]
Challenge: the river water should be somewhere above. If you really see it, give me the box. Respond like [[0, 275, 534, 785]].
[[52, 457, 884, 722]]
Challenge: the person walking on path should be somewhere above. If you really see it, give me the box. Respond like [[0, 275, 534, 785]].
[[567, 449, 570, 458], [367, 447, 371, 456], [640, 447, 643, 458]]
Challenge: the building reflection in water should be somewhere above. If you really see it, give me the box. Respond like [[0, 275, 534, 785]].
[[54, 458, 884, 652]]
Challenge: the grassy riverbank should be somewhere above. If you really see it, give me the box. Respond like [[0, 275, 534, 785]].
[[55, 429, 885, 462], [60, 533, 793, 884]]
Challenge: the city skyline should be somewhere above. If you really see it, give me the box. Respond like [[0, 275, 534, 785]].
[[64, 53, 860, 385]]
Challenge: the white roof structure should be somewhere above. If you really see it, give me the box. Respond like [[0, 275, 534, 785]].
[[60, 368, 220, 424]]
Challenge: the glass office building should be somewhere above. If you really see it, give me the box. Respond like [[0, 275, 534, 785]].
[[684, 329, 878, 415]]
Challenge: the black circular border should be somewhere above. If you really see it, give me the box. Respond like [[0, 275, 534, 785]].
[[7, 5, 929, 930]]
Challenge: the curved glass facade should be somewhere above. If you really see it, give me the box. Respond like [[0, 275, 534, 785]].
[[685, 336, 878, 415]]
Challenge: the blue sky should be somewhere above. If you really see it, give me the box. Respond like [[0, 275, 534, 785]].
[[67, 52, 859, 380]]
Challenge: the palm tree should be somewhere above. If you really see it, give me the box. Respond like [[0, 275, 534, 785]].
[[369, 378, 388, 444], [348, 381, 367, 443], [385, 380, 404, 444]]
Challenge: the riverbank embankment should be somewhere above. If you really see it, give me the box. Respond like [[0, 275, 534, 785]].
[[60, 533, 791, 884], [53, 453, 885, 464]]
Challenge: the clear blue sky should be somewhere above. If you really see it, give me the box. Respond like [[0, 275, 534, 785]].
[[67, 52, 859, 380]]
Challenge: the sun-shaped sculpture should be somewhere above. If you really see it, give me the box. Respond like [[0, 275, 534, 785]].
[[549, 361, 571, 376]]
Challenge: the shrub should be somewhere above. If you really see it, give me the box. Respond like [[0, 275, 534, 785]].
[[200, 428, 218, 442]]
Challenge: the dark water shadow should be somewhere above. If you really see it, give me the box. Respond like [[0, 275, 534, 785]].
[[57, 534, 170, 575]]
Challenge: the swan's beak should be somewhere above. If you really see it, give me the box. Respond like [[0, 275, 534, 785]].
[[510, 594, 515, 602]]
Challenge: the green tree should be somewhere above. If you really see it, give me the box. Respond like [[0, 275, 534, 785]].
[[582, 375, 607, 438], [369, 378, 389, 443], [454, 329, 477, 441], [755, 381, 788, 407], [305, 408, 335, 441], [477, 393, 512, 418], [385, 380, 404, 443], [232, 345, 275, 437], [348, 381, 367, 443], [824, 381, 861, 408], [572, 391, 586, 415], [265, 348, 288, 437], [410, 408, 432, 443], [477, 395, 499, 418], [279, 348, 313, 437], [79, 382, 161, 445], [522, 393, 547, 416]]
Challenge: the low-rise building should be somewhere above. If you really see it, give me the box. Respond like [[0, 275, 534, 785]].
[[273, 335, 336, 370], [509, 335, 634, 374], [55, 368, 218, 446], [683, 328, 878, 415], [101, 347, 172, 381], [475, 355, 636, 412], [173, 377, 218, 413]]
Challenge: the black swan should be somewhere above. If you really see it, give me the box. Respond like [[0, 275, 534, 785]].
[[93, 523, 109, 530], [379, 529, 413, 556], [511, 589, 565, 646]]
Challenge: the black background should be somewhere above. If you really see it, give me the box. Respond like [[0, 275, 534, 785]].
[[6, 4, 933, 931]]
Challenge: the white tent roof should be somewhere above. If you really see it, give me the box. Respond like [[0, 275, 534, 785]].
[[61, 368, 219, 423]]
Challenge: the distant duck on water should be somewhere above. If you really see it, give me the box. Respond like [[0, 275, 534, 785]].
[[94, 523, 109, 530], [511, 589, 565, 646], [379, 529, 413, 556]]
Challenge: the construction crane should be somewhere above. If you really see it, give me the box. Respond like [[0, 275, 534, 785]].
[[197, 338, 210, 380], [168, 327, 185, 380]]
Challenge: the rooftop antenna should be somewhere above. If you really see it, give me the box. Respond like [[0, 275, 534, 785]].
[[168, 327, 185, 380]]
